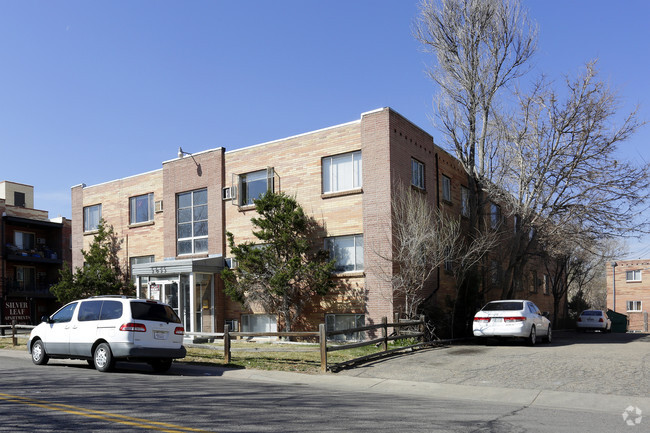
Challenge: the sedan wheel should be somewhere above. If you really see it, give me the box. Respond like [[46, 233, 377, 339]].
[[93, 342, 115, 372], [546, 327, 552, 344], [528, 326, 537, 346], [31, 340, 49, 365]]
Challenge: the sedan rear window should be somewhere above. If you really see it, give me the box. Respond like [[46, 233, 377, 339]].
[[580, 311, 603, 316], [482, 301, 524, 311], [130, 302, 181, 323]]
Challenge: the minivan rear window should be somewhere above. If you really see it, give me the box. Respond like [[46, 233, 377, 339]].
[[130, 302, 181, 323], [482, 301, 524, 311]]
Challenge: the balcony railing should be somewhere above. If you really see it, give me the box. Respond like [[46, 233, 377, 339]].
[[2, 278, 55, 297]]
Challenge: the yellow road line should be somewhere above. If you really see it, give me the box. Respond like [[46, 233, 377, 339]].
[[0, 393, 213, 432]]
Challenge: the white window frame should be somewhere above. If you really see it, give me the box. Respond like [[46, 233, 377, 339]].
[[129, 193, 154, 225], [626, 270, 642, 282], [238, 168, 274, 206], [322, 151, 362, 194], [461, 186, 470, 218], [626, 300, 642, 312], [442, 175, 452, 202], [325, 234, 364, 272], [83, 204, 102, 232], [241, 314, 277, 333], [325, 314, 365, 341], [176, 189, 208, 255], [411, 159, 425, 190]]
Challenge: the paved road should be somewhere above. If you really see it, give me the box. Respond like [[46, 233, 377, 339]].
[[0, 348, 645, 432], [336, 330, 650, 397]]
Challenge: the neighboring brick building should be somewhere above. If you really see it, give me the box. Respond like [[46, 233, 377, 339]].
[[1, 181, 72, 325], [70, 108, 561, 337], [607, 260, 649, 332]]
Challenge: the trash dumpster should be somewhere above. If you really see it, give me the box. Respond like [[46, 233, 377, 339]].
[[607, 309, 628, 333]]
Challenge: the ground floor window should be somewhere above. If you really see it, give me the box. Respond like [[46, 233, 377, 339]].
[[241, 314, 277, 333], [326, 314, 365, 341], [627, 301, 642, 312]]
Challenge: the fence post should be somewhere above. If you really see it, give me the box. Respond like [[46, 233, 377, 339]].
[[319, 323, 327, 372], [12, 321, 17, 346], [224, 324, 231, 364], [394, 312, 400, 337], [419, 314, 426, 343], [381, 317, 388, 352]]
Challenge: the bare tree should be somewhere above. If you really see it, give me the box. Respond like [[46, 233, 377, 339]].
[[374, 182, 462, 319], [491, 63, 650, 298], [414, 0, 538, 306]]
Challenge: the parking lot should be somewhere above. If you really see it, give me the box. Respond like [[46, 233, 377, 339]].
[[339, 331, 650, 397]]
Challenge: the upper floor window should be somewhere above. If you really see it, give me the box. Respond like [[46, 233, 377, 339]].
[[442, 175, 452, 202], [490, 203, 501, 229], [461, 186, 470, 218], [322, 151, 362, 194], [14, 231, 35, 250], [177, 189, 208, 255], [14, 191, 26, 207], [411, 159, 425, 189], [83, 204, 102, 232], [238, 168, 274, 206], [626, 270, 642, 282], [325, 234, 364, 272], [130, 193, 154, 225]]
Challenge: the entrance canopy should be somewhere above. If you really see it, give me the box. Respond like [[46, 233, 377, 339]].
[[132, 256, 224, 278]]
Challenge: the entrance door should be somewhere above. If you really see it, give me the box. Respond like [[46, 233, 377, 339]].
[[149, 280, 184, 329]]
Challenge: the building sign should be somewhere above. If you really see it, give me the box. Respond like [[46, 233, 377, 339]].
[[149, 283, 161, 301], [3, 300, 31, 324]]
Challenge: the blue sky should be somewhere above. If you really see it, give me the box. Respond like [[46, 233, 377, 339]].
[[2, 0, 649, 257]]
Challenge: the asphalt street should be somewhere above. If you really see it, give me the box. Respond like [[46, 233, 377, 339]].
[[1, 331, 648, 431]]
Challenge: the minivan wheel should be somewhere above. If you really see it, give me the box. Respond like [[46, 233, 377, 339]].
[[94, 343, 115, 372], [528, 326, 537, 346], [149, 358, 173, 373], [31, 340, 49, 365]]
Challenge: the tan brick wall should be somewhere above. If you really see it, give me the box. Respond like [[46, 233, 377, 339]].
[[72, 170, 165, 270], [607, 260, 650, 331], [224, 120, 366, 329]]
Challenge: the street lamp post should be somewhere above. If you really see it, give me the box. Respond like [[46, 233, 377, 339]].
[[611, 261, 618, 312]]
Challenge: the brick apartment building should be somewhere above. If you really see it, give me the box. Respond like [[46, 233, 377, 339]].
[[71, 108, 561, 337], [1, 181, 72, 325], [607, 260, 649, 332]]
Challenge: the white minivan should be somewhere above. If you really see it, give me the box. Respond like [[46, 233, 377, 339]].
[[28, 296, 186, 372]]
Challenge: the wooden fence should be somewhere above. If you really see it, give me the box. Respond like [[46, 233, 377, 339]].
[[2, 317, 436, 372]]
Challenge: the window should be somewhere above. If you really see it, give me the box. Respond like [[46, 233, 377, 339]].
[[461, 186, 470, 218], [130, 255, 154, 289], [627, 301, 642, 312], [239, 169, 273, 206], [543, 274, 549, 295], [78, 300, 103, 322], [530, 270, 538, 293], [326, 234, 364, 272], [241, 314, 277, 333], [14, 191, 25, 207], [442, 175, 451, 202], [177, 189, 208, 255], [130, 193, 154, 224], [514, 215, 521, 234], [83, 204, 102, 232], [326, 314, 365, 341], [490, 203, 501, 229], [411, 159, 425, 189], [50, 303, 77, 324], [14, 231, 35, 251], [322, 151, 362, 193], [626, 270, 642, 282], [444, 247, 453, 272], [16, 266, 35, 288]]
